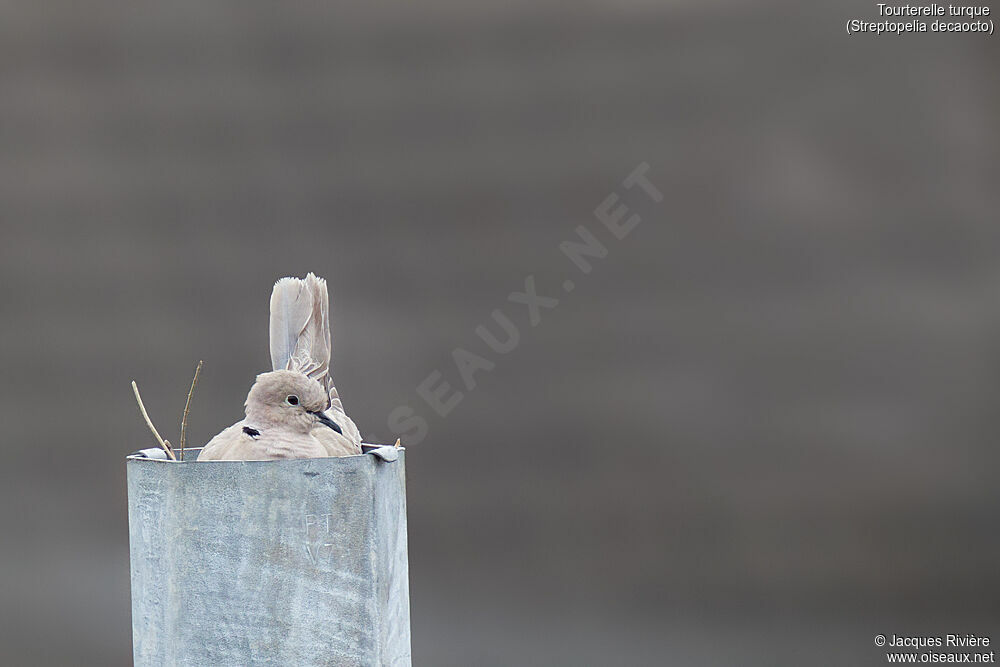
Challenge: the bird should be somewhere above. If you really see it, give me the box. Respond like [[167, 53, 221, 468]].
[[198, 273, 362, 461]]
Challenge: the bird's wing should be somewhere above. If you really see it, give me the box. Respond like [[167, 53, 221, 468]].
[[312, 425, 362, 457], [312, 411, 362, 455], [337, 412, 362, 447], [197, 422, 251, 461]]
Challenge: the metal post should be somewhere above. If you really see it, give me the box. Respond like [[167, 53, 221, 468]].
[[127, 446, 411, 666]]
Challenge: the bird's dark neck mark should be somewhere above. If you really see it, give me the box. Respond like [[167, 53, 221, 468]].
[[242, 426, 261, 437]]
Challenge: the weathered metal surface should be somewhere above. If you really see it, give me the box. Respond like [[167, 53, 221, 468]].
[[127, 447, 410, 667]]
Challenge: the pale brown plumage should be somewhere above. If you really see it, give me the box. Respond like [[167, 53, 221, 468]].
[[198, 274, 362, 461], [198, 371, 345, 460]]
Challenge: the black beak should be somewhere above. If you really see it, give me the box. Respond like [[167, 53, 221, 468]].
[[309, 410, 343, 435]]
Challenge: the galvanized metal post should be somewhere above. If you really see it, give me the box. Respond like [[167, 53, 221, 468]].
[[127, 446, 411, 666]]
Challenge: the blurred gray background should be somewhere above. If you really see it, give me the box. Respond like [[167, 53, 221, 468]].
[[1, 1, 998, 665]]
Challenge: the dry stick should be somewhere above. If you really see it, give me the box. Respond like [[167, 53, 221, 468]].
[[131, 380, 176, 460], [179, 360, 204, 461]]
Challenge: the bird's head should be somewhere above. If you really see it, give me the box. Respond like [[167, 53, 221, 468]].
[[244, 370, 342, 433]]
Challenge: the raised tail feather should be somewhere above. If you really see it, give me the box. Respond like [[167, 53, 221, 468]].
[[269, 273, 345, 412]]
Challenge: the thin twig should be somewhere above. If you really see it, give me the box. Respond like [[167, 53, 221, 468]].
[[179, 360, 204, 461], [132, 380, 176, 460]]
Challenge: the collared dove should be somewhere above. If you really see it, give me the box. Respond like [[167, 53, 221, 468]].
[[198, 274, 362, 461]]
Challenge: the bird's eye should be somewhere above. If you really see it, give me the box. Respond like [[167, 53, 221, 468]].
[[286, 395, 299, 406]]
